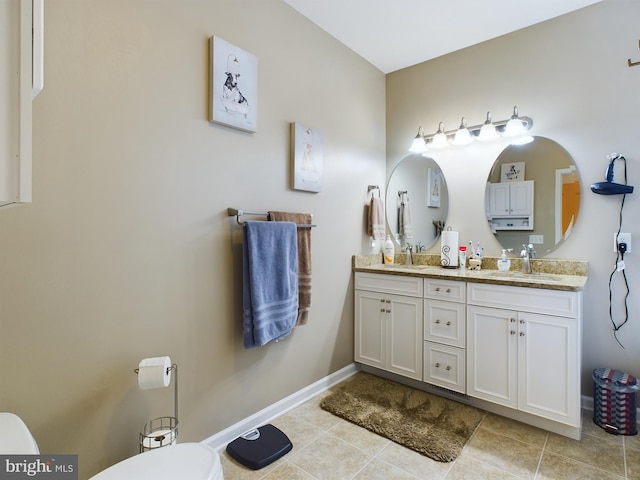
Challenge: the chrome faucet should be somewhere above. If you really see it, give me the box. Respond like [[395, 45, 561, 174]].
[[520, 243, 535, 273], [404, 244, 413, 265]]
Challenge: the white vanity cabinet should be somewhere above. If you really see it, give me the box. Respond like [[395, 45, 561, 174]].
[[354, 272, 423, 380], [467, 282, 581, 428], [423, 279, 466, 393]]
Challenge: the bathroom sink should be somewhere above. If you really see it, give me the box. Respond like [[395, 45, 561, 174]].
[[486, 271, 560, 282]]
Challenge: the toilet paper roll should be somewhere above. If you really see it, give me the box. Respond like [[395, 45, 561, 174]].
[[441, 229, 459, 268], [137, 356, 172, 390]]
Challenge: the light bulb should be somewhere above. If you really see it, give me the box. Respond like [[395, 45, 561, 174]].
[[503, 106, 527, 138], [477, 112, 498, 142], [430, 122, 448, 149], [452, 118, 474, 146], [409, 127, 427, 153]]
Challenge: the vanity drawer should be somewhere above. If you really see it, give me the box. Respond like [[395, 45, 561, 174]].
[[467, 283, 580, 318], [355, 272, 423, 297], [424, 341, 466, 394], [424, 299, 465, 348], [424, 279, 466, 302]]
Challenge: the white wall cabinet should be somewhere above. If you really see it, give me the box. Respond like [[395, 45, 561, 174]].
[[1, 0, 42, 208], [423, 279, 466, 393], [355, 273, 423, 380], [467, 283, 581, 428], [487, 180, 534, 230]]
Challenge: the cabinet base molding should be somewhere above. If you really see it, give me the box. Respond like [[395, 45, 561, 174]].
[[467, 397, 581, 440], [359, 365, 581, 440]]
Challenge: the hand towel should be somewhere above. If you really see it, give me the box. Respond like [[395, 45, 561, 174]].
[[243, 221, 299, 348], [399, 198, 414, 239], [269, 211, 312, 326], [368, 196, 385, 241]]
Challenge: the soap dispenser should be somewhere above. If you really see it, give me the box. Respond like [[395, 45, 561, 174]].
[[497, 249, 511, 272], [383, 235, 395, 264]]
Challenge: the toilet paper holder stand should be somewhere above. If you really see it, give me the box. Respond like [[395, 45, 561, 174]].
[[134, 363, 179, 452]]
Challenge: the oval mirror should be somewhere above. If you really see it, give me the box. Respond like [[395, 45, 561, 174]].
[[486, 136, 580, 257], [386, 154, 449, 250]]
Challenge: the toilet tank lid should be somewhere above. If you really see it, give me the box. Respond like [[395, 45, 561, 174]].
[[0, 412, 40, 454], [88, 443, 221, 480]]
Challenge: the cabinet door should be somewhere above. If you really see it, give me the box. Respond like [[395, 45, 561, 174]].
[[488, 183, 510, 216], [518, 312, 580, 425], [388, 294, 423, 380], [354, 290, 386, 370], [467, 305, 517, 408], [510, 181, 534, 216]]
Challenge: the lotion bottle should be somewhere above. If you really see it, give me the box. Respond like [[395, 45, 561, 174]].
[[383, 235, 395, 264], [497, 249, 511, 272]]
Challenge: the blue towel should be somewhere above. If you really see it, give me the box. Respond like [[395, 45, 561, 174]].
[[242, 221, 299, 348]]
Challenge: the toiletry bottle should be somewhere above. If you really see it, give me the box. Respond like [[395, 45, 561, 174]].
[[458, 246, 467, 271], [383, 235, 395, 264], [497, 249, 511, 272]]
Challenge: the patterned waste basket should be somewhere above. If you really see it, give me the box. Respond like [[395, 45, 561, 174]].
[[593, 368, 638, 435]]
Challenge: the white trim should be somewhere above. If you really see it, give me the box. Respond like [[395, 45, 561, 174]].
[[201, 363, 359, 451]]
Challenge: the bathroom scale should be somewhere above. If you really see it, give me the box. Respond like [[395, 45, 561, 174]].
[[226, 424, 292, 470]]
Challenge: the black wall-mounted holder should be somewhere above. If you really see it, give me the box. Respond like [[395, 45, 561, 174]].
[[590, 154, 634, 195]]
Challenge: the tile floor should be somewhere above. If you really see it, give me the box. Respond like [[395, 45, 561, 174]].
[[220, 389, 640, 480]]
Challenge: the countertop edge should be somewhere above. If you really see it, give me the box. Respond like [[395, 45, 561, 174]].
[[353, 256, 588, 292]]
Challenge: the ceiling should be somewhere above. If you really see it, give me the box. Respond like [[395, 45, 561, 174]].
[[282, 0, 602, 73]]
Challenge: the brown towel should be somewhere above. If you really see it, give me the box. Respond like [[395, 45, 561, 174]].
[[268, 211, 312, 325]]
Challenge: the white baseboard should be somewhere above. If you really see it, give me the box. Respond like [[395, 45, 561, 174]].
[[581, 394, 594, 412], [201, 363, 359, 451]]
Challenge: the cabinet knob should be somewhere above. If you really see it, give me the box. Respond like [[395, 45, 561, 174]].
[[380, 299, 385, 303], [435, 362, 440, 368], [380, 308, 386, 312], [510, 318, 516, 323], [520, 332, 525, 336], [446, 365, 451, 371], [510, 330, 516, 335], [386, 299, 391, 303], [386, 309, 391, 313], [446, 321, 452, 326], [435, 319, 440, 324], [435, 287, 440, 292], [520, 319, 525, 324], [446, 288, 451, 293]]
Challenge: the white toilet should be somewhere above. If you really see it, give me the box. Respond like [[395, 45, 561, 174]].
[[0, 412, 224, 480]]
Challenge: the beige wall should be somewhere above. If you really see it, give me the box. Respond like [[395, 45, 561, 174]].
[[387, 0, 640, 400], [0, 1, 385, 477]]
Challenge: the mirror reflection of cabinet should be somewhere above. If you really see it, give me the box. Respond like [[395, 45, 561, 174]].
[[487, 180, 534, 231], [486, 137, 580, 256]]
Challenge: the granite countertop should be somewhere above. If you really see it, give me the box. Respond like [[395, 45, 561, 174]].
[[353, 254, 588, 292]]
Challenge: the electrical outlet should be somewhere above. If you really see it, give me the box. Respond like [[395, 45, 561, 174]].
[[529, 234, 544, 244], [613, 232, 632, 253]]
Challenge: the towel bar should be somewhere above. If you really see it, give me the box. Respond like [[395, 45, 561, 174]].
[[228, 208, 316, 228]]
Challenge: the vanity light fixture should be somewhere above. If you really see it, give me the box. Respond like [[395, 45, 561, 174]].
[[452, 117, 474, 146], [409, 126, 429, 153], [503, 106, 533, 144], [477, 112, 499, 142], [408, 106, 533, 151], [430, 122, 449, 149]]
